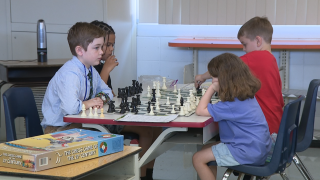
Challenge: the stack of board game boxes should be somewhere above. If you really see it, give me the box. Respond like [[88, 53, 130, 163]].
[[0, 129, 123, 171]]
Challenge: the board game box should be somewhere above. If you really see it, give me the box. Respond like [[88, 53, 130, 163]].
[[0, 128, 123, 171]]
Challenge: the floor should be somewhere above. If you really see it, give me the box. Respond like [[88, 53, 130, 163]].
[[153, 143, 320, 180]]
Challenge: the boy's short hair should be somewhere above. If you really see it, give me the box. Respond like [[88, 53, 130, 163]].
[[67, 22, 106, 56], [208, 53, 261, 102], [237, 16, 273, 44]]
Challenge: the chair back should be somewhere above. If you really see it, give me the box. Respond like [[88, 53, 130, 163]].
[[296, 79, 320, 152], [3, 87, 43, 141], [268, 95, 304, 173]]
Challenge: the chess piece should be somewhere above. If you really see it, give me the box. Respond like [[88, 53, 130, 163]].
[[149, 105, 154, 115], [156, 102, 160, 111], [100, 108, 104, 118], [125, 102, 130, 112], [153, 81, 156, 90], [89, 107, 93, 117], [151, 89, 156, 102], [196, 97, 200, 106], [173, 84, 177, 93], [192, 86, 197, 93], [147, 101, 151, 112], [202, 88, 206, 96], [162, 77, 167, 90], [136, 95, 141, 105], [176, 96, 180, 105], [93, 107, 98, 117], [180, 97, 184, 106], [179, 105, 185, 116], [177, 89, 181, 97], [140, 83, 143, 93], [117, 88, 122, 98], [147, 86, 151, 97], [156, 97, 159, 104], [171, 105, 176, 113], [120, 104, 126, 114], [188, 97, 196, 110], [187, 102, 192, 112], [81, 104, 86, 117], [184, 103, 189, 113], [166, 97, 170, 105]]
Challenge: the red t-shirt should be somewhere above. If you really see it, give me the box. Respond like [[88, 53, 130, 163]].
[[240, 50, 284, 134]]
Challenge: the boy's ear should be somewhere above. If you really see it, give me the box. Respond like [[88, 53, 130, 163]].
[[75, 46, 84, 56], [256, 36, 263, 47]]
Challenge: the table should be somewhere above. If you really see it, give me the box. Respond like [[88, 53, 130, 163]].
[[168, 38, 320, 89], [0, 146, 141, 180], [64, 93, 219, 173]]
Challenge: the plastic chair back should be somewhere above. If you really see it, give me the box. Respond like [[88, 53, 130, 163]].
[[296, 79, 320, 152], [3, 87, 43, 141]]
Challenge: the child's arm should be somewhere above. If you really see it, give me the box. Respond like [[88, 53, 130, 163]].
[[83, 97, 103, 109], [96, 72, 114, 101], [194, 71, 211, 88], [196, 81, 219, 116]]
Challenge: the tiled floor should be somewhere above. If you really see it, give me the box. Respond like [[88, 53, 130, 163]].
[[153, 144, 320, 180]]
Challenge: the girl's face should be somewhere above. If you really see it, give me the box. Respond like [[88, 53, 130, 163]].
[[102, 34, 115, 60]]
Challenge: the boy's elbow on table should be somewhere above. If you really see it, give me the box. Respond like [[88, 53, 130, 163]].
[[62, 103, 81, 115]]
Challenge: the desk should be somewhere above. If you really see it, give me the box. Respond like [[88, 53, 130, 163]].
[[64, 95, 219, 172], [168, 38, 320, 88], [0, 146, 141, 180]]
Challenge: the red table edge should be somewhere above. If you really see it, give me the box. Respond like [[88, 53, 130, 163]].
[[168, 39, 320, 50], [63, 116, 214, 128]]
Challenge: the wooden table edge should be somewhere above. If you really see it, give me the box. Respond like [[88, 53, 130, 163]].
[[0, 146, 142, 180]]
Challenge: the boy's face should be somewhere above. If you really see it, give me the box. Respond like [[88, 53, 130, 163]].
[[238, 35, 259, 53], [102, 34, 115, 60], [79, 37, 104, 67]]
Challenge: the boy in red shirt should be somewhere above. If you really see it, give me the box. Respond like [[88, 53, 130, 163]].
[[195, 16, 284, 134]]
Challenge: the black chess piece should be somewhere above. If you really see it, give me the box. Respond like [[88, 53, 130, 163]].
[[135, 81, 140, 94], [196, 86, 202, 95], [117, 88, 122, 98], [120, 97, 125, 107], [131, 97, 136, 108], [107, 101, 115, 113], [139, 83, 143, 93], [132, 80, 136, 95], [151, 89, 156, 102], [131, 98, 138, 113], [147, 101, 151, 113], [125, 102, 130, 112], [136, 95, 141, 105], [119, 103, 126, 114], [111, 102, 116, 112], [180, 97, 184, 106]]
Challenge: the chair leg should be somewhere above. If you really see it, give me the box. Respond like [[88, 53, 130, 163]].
[[237, 173, 245, 180], [222, 169, 233, 180], [293, 153, 314, 180], [280, 172, 290, 180]]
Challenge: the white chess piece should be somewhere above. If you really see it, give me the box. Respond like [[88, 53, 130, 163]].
[[171, 105, 176, 113], [202, 89, 206, 96], [147, 88, 151, 97], [156, 97, 159, 104], [147, 85, 150, 91], [89, 107, 93, 117], [184, 103, 189, 114], [153, 81, 156, 88], [187, 102, 192, 112], [156, 102, 160, 111], [166, 97, 170, 105], [81, 104, 86, 117], [176, 96, 180, 105], [149, 105, 154, 115], [179, 105, 185, 116], [100, 108, 105, 118], [173, 85, 177, 93], [193, 86, 197, 93], [196, 97, 200, 106], [162, 77, 167, 90], [188, 97, 196, 110], [177, 89, 181, 97], [156, 82, 161, 97], [93, 107, 98, 117]]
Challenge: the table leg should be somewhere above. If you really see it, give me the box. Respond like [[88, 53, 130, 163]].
[[139, 127, 188, 167]]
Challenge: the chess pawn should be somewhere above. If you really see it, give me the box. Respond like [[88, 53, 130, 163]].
[[149, 105, 154, 115], [147, 86, 151, 97], [166, 97, 170, 105], [184, 103, 189, 114], [188, 97, 196, 110], [179, 105, 185, 116], [173, 85, 177, 93], [93, 107, 98, 117], [187, 102, 192, 112], [162, 77, 167, 90], [88, 107, 93, 117], [156, 89, 161, 98], [177, 89, 181, 97], [171, 105, 176, 113], [156, 97, 159, 104], [153, 81, 156, 88], [81, 104, 86, 117], [196, 97, 200, 106], [175, 96, 180, 105], [156, 102, 160, 111], [100, 108, 105, 118]]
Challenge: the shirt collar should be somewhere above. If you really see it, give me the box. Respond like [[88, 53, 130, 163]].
[[71, 56, 91, 76]]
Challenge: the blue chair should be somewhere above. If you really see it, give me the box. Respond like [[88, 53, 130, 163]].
[[207, 95, 304, 180], [3, 87, 43, 141], [292, 79, 320, 180]]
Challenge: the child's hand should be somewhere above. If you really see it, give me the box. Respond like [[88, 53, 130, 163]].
[[194, 74, 206, 88], [83, 97, 103, 109], [104, 55, 119, 72], [211, 78, 219, 92]]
